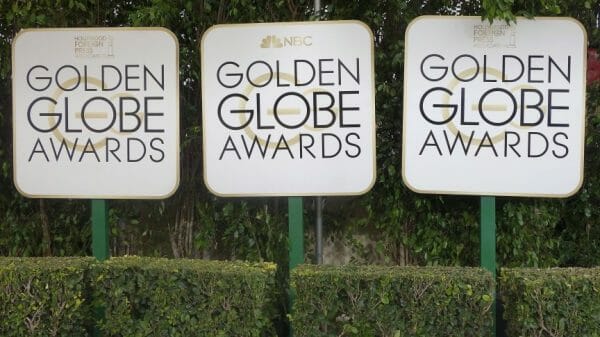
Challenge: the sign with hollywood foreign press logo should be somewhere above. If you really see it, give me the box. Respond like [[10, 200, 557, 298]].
[[201, 21, 375, 196], [12, 28, 179, 199], [403, 17, 587, 197]]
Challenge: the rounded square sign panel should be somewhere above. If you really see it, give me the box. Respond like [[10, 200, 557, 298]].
[[12, 28, 180, 199], [201, 21, 376, 196], [403, 17, 587, 197]]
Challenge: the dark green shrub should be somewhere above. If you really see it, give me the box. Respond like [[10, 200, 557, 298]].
[[0, 257, 94, 337], [500, 268, 600, 337], [291, 265, 494, 337], [91, 256, 278, 337]]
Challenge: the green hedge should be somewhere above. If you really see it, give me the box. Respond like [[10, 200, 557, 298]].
[[0, 257, 277, 337], [290, 265, 494, 337], [6, 258, 600, 337], [0, 257, 94, 337], [91, 256, 278, 337], [500, 268, 600, 337]]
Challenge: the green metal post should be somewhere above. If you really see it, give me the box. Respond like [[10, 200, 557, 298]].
[[480, 196, 496, 337], [91, 199, 109, 337], [288, 196, 303, 337], [288, 197, 304, 270], [92, 199, 109, 261]]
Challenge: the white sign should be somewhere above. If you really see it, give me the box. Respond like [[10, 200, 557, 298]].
[[201, 21, 375, 196], [403, 17, 586, 197], [12, 28, 179, 199]]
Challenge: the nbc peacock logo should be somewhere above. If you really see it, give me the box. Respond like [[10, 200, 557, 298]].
[[260, 34, 313, 48], [260, 35, 283, 48]]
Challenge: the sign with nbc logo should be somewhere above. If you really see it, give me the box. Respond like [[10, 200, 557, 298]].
[[201, 21, 376, 196]]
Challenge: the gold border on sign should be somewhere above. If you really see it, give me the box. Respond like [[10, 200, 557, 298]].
[[200, 20, 377, 197], [12, 27, 180, 200], [401, 16, 587, 198]]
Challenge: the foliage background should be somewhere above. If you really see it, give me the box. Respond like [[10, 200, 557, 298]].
[[0, 0, 598, 269]]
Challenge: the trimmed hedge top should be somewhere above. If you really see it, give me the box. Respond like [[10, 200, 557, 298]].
[[0, 256, 94, 267], [292, 264, 491, 278], [94, 255, 276, 275]]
